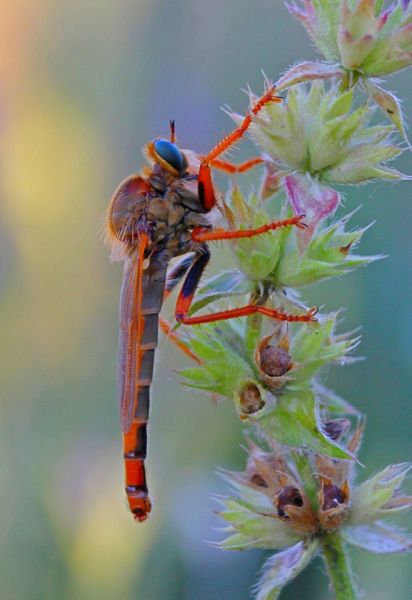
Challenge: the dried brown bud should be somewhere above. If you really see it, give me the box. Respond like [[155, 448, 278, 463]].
[[276, 486, 303, 518], [274, 485, 317, 534], [249, 473, 269, 488], [255, 327, 295, 389], [318, 477, 350, 531], [321, 484, 347, 511], [259, 346, 292, 377], [238, 382, 265, 415], [243, 438, 291, 494], [323, 418, 351, 442]]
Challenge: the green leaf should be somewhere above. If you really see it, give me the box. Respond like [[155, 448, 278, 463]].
[[365, 81, 409, 143], [374, 0, 385, 17], [324, 141, 404, 184], [256, 389, 354, 460], [217, 496, 300, 550], [305, 79, 327, 116], [290, 316, 359, 382], [179, 327, 253, 398], [215, 532, 256, 551], [325, 89, 353, 120], [352, 124, 396, 144], [277, 209, 381, 287], [312, 0, 341, 59], [278, 255, 373, 287], [349, 463, 412, 524], [218, 473, 276, 510]]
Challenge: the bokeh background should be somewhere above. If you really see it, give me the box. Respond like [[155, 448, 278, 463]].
[[0, 1, 411, 599]]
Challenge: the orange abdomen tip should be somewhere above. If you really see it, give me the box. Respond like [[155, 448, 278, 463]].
[[128, 494, 152, 522]]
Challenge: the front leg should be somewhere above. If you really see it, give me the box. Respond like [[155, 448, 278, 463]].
[[210, 157, 264, 174], [198, 85, 281, 211]]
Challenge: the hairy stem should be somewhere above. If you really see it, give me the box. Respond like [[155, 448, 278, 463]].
[[320, 532, 358, 600]]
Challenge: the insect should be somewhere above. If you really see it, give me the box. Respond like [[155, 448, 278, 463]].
[[106, 85, 317, 522]]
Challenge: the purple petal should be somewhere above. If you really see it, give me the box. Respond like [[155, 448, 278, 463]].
[[284, 3, 310, 28], [402, 0, 411, 12], [344, 523, 412, 553], [284, 2, 306, 18], [256, 541, 318, 599], [284, 1, 316, 36], [284, 173, 340, 252]]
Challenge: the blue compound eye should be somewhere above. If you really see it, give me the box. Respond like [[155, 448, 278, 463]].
[[153, 139, 187, 175]]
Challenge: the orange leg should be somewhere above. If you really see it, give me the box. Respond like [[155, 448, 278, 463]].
[[175, 250, 317, 326], [177, 303, 318, 326], [203, 86, 281, 165], [198, 85, 281, 210], [159, 254, 202, 363], [159, 317, 201, 363], [210, 157, 264, 174], [191, 214, 306, 243]]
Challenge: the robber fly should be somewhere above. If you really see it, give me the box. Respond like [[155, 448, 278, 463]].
[[106, 86, 316, 522]]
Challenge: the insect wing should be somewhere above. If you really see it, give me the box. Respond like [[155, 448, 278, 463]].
[[117, 234, 149, 433]]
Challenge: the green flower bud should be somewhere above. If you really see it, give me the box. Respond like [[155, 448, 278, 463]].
[[338, 0, 379, 69], [361, 19, 412, 76], [286, 1, 412, 77], [222, 187, 289, 280], [244, 82, 405, 188]]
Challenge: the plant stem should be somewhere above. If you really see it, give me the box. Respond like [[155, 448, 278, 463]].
[[320, 532, 358, 600]]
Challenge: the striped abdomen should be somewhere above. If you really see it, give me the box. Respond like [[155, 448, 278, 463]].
[[118, 245, 167, 521]]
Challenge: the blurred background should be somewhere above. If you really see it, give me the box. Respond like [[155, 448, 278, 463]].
[[0, 1, 411, 599]]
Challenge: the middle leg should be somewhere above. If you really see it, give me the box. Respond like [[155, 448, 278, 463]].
[[191, 214, 306, 243], [159, 253, 202, 363], [175, 249, 317, 326]]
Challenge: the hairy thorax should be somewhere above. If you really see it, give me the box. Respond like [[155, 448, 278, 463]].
[[108, 164, 212, 262]]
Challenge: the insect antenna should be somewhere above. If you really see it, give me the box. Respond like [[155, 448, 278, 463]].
[[169, 119, 176, 143]]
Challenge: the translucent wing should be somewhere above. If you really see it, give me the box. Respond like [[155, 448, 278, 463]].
[[117, 233, 149, 432]]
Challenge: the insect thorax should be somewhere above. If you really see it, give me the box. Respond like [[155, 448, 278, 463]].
[[109, 166, 211, 260]]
